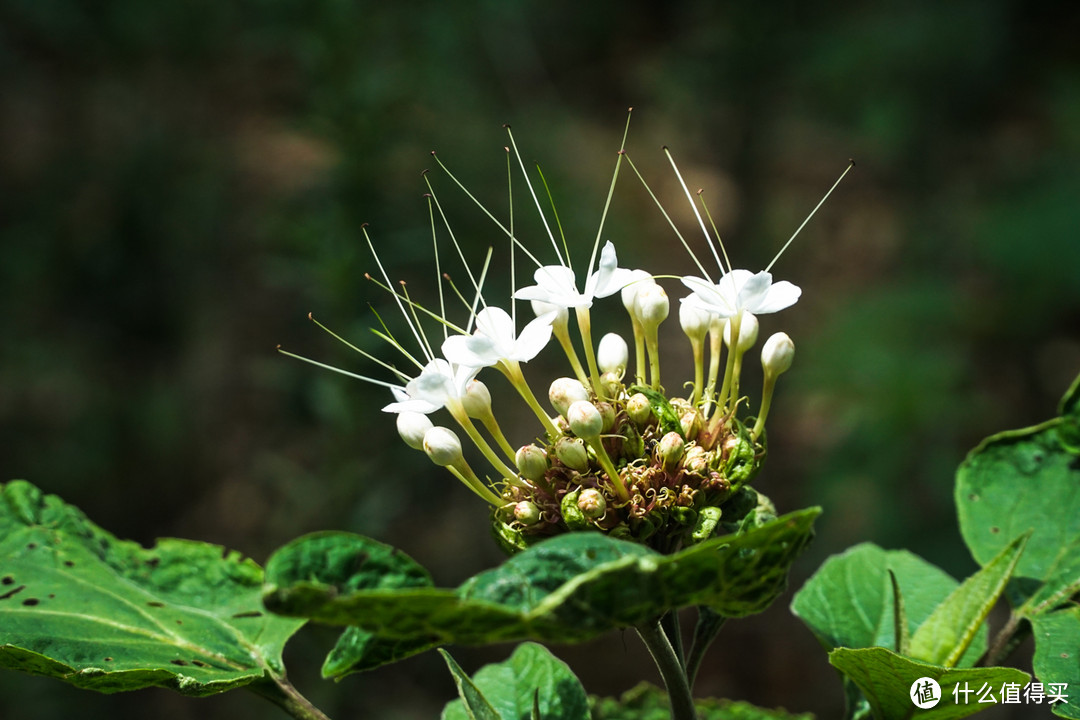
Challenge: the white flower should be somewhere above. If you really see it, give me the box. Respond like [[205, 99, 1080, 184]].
[[381, 359, 479, 414], [513, 241, 635, 309], [681, 270, 801, 319], [441, 306, 555, 368]]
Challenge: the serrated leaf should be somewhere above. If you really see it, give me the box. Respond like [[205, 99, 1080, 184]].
[[791, 543, 985, 667], [264, 509, 818, 671], [829, 647, 1030, 720], [908, 534, 1027, 667], [442, 643, 589, 720], [1031, 606, 1080, 720], [956, 407, 1080, 614], [440, 649, 502, 720], [0, 480, 305, 696], [589, 682, 814, 720]]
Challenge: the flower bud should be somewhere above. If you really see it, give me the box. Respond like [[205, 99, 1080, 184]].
[[578, 488, 606, 519], [761, 332, 795, 377], [460, 379, 492, 419], [396, 412, 433, 451], [684, 445, 709, 475], [657, 431, 685, 472], [555, 436, 590, 471], [594, 401, 616, 433], [635, 284, 670, 330], [567, 400, 603, 439], [620, 270, 654, 315], [549, 377, 590, 417], [513, 500, 542, 525], [627, 393, 653, 428], [723, 312, 759, 352], [680, 409, 703, 440], [515, 444, 549, 481], [679, 300, 712, 344], [531, 299, 569, 326], [600, 371, 622, 398], [597, 333, 629, 377], [423, 426, 463, 467]]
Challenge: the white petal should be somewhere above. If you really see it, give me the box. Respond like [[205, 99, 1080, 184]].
[[680, 276, 736, 316], [474, 306, 515, 345], [512, 313, 556, 362], [442, 334, 495, 368], [750, 280, 802, 314], [735, 271, 774, 311]]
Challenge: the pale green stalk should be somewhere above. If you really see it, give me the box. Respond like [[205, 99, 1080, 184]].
[[751, 373, 778, 441], [446, 464, 504, 506], [575, 306, 604, 398], [447, 402, 518, 481], [583, 437, 630, 502], [551, 315, 590, 386], [499, 360, 561, 440]]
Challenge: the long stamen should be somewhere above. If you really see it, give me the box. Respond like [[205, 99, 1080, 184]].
[[363, 225, 432, 361], [623, 152, 713, 283], [506, 146, 516, 327], [308, 313, 412, 381], [765, 159, 855, 273], [424, 172, 487, 307], [505, 125, 564, 267], [535, 162, 571, 269], [276, 346, 404, 391], [696, 190, 734, 276], [664, 146, 728, 276], [365, 273, 469, 335], [425, 194, 447, 342], [398, 281, 435, 360], [586, 108, 633, 283], [431, 151, 546, 270]]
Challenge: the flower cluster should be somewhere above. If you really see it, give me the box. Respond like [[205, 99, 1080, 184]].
[[285, 125, 846, 554]]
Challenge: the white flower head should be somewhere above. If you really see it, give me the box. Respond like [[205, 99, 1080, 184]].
[[513, 241, 634, 310], [441, 306, 555, 369], [382, 358, 479, 414], [681, 270, 801, 319]]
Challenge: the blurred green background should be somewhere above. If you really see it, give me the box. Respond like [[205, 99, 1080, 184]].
[[2, 1, 1078, 718]]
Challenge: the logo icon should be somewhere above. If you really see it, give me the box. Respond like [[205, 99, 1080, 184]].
[[911, 677, 942, 709]]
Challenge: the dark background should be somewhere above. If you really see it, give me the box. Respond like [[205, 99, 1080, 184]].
[[2, 1, 1078, 718]]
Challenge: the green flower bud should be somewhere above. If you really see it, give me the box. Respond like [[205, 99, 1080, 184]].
[[680, 409, 703, 440], [555, 436, 590, 471], [423, 426, 463, 467], [396, 411, 433, 451], [577, 488, 606, 518], [627, 392, 653, 428], [761, 332, 795, 377], [549, 377, 590, 417], [595, 401, 617, 433], [597, 332, 628, 377], [723, 311, 759, 352], [657, 431, 685, 472], [513, 500, 542, 525], [684, 445, 708, 475], [567, 400, 603, 439], [600, 371, 622, 398], [460, 379, 492, 419], [515, 444, 549, 481]]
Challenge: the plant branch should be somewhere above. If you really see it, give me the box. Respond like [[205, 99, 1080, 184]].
[[685, 608, 727, 689], [982, 612, 1030, 667], [249, 675, 333, 720], [637, 619, 698, 720]]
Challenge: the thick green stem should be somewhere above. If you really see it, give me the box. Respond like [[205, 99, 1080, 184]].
[[249, 675, 333, 720], [661, 611, 685, 670], [637, 620, 697, 720], [575, 306, 604, 398]]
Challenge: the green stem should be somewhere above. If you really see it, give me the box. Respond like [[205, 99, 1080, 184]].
[[637, 620, 697, 720], [982, 613, 1030, 667], [661, 611, 685, 670], [552, 315, 590, 386], [685, 608, 727, 689], [501, 360, 561, 440], [631, 316, 647, 385], [575, 306, 604, 398], [249, 675, 333, 720]]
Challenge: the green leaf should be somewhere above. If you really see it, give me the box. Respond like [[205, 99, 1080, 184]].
[[589, 682, 814, 720], [439, 649, 502, 720], [1056, 372, 1080, 454], [908, 534, 1027, 667], [791, 543, 986, 666], [264, 508, 818, 670], [1031, 606, 1080, 720], [321, 627, 439, 678], [441, 643, 589, 720], [956, 406, 1080, 613], [829, 647, 1030, 720], [0, 480, 305, 696]]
